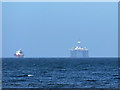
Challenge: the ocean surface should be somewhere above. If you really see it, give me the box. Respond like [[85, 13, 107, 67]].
[[2, 58, 119, 88]]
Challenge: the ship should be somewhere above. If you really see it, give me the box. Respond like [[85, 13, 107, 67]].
[[70, 41, 88, 58], [14, 49, 24, 57]]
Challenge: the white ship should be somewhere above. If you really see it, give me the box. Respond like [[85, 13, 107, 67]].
[[14, 49, 24, 57], [70, 41, 88, 58]]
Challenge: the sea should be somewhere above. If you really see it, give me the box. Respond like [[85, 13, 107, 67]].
[[2, 58, 119, 88]]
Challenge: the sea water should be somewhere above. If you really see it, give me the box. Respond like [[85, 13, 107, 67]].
[[2, 58, 119, 88]]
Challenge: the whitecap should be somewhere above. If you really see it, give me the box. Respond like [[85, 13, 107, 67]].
[[28, 74, 33, 77]]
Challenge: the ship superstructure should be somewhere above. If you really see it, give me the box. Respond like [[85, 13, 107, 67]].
[[14, 49, 24, 57], [70, 41, 88, 58]]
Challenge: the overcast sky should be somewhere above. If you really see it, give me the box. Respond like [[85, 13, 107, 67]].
[[2, 2, 118, 57]]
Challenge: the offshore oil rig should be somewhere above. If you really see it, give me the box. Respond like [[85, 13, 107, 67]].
[[70, 41, 89, 58]]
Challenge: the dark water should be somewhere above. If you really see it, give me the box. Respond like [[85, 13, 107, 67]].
[[2, 58, 119, 88]]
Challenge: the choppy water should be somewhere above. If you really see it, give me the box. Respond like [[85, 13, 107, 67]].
[[2, 58, 119, 88]]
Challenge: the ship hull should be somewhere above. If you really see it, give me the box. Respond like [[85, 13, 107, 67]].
[[14, 54, 24, 57]]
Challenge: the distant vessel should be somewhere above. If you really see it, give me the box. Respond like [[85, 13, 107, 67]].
[[70, 41, 88, 58], [14, 49, 24, 57]]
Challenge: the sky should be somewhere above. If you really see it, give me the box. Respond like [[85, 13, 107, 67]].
[[2, 2, 118, 58]]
